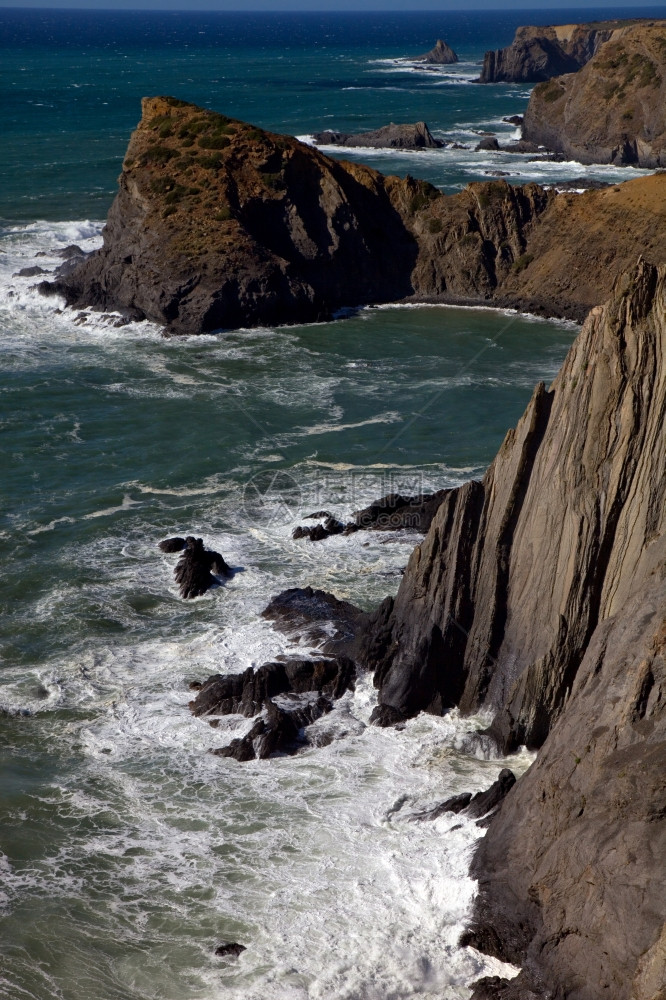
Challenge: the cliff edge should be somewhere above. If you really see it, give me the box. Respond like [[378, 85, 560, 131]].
[[479, 18, 662, 84], [523, 22, 666, 167], [360, 257, 666, 997]]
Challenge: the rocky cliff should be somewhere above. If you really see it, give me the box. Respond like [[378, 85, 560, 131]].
[[360, 256, 666, 998], [361, 258, 666, 751], [49, 98, 666, 332], [50, 97, 420, 334], [523, 22, 666, 167], [479, 18, 660, 84]]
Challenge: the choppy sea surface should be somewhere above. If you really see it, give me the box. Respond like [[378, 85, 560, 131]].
[[1, 8, 662, 999]]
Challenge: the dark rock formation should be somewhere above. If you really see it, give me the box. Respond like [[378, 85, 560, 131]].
[[523, 22, 666, 167], [313, 121, 443, 150], [292, 490, 450, 541], [412, 769, 516, 822], [190, 656, 355, 717], [46, 97, 420, 334], [212, 696, 333, 760], [478, 19, 657, 84], [160, 535, 231, 598], [42, 97, 666, 330], [361, 258, 666, 756], [14, 266, 48, 278], [215, 942, 246, 958], [475, 137, 499, 152], [261, 586, 367, 656], [414, 39, 459, 65]]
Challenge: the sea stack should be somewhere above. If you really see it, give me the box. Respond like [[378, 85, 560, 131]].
[[415, 38, 459, 65]]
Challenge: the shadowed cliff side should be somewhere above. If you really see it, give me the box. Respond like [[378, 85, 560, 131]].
[[479, 18, 662, 84], [361, 258, 666, 754], [523, 22, 666, 167], [47, 99, 666, 332], [464, 573, 665, 1000]]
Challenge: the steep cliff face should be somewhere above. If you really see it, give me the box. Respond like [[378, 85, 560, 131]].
[[479, 19, 660, 84], [362, 258, 666, 754], [54, 97, 420, 334], [465, 574, 665, 1000], [523, 23, 666, 167]]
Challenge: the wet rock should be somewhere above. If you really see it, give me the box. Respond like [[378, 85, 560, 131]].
[[412, 793, 473, 821], [466, 769, 516, 819], [211, 695, 333, 760], [14, 265, 48, 278], [56, 244, 85, 259], [414, 39, 459, 65], [476, 137, 499, 152], [158, 536, 187, 553], [214, 942, 247, 958], [313, 121, 443, 151], [369, 703, 406, 728], [261, 586, 366, 655], [161, 535, 231, 598], [352, 491, 450, 532], [503, 140, 541, 155], [190, 656, 356, 717], [503, 116, 524, 127]]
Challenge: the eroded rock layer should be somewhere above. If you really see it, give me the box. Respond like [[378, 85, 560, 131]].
[[479, 18, 662, 84], [523, 22, 666, 167], [362, 258, 666, 755]]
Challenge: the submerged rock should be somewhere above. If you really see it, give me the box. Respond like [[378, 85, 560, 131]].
[[214, 942, 246, 958], [313, 121, 443, 150]]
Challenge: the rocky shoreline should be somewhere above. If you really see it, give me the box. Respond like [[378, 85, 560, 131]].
[[41, 97, 666, 334]]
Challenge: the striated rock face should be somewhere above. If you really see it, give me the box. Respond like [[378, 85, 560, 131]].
[[523, 22, 666, 167], [361, 258, 666, 755], [414, 39, 458, 65], [313, 121, 443, 150], [479, 19, 659, 84], [50, 97, 420, 334], [465, 574, 665, 1000]]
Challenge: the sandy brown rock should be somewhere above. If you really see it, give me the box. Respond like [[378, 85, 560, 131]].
[[523, 22, 666, 167], [479, 18, 662, 84], [362, 258, 666, 753]]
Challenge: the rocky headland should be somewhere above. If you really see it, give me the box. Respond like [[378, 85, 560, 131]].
[[312, 120, 443, 150], [479, 18, 663, 84], [523, 21, 666, 167], [414, 38, 458, 65], [44, 97, 666, 333]]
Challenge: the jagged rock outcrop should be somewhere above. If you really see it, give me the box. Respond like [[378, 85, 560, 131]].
[[292, 490, 451, 541], [479, 18, 659, 84], [44, 98, 666, 331], [523, 22, 666, 167], [313, 121, 443, 150], [159, 535, 231, 598], [46, 97, 420, 334], [361, 258, 666, 754], [414, 39, 458, 65], [464, 574, 665, 1000]]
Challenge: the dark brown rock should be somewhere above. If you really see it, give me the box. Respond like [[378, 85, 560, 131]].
[[214, 942, 246, 958], [190, 656, 355, 717], [261, 586, 367, 655], [167, 535, 231, 598], [313, 121, 443, 150], [414, 39, 459, 65]]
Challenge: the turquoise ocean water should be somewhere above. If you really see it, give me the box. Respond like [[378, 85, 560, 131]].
[[1, 9, 663, 999]]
